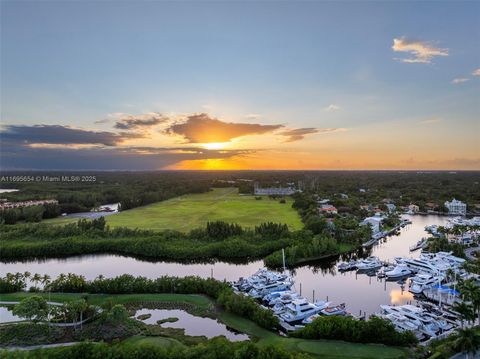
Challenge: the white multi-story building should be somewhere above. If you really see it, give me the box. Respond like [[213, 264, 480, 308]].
[[444, 199, 467, 216]]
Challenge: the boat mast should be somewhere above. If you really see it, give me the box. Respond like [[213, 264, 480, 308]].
[[282, 248, 286, 273]]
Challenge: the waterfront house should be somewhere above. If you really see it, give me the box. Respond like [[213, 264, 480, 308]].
[[408, 204, 420, 213], [444, 198, 467, 216], [360, 216, 383, 234], [386, 203, 396, 213], [319, 204, 338, 215]]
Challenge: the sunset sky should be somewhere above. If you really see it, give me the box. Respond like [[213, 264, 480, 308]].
[[1, 1, 479, 170]]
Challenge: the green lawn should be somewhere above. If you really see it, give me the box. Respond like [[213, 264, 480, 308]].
[[218, 312, 409, 359], [0, 293, 212, 310], [44, 188, 302, 232], [109, 188, 302, 232], [2, 292, 408, 359]]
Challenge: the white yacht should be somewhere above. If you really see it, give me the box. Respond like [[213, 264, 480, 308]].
[[248, 281, 292, 299], [401, 257, 447, 274], [234, 268, 290, 292], [385, 264, 411, 279], [422, 312, 453, 332], [356, 257, 382, 271], [263, 290, 295, 304], [381, 313, 424, 340], [338, 260, 357, 271], [268, 291, 301, 306], [280, 298, 322, 323], [320, 303, 347, 316], [409, 273, 443, 294]]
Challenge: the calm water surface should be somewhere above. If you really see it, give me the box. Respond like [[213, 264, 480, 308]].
[[0, 306, 22, 323], [133, 308, 248, 341], [1, 215, 448, 317]]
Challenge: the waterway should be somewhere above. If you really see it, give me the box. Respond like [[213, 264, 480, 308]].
[[1, 215, 448, 317], [133, 308, 248, 341]]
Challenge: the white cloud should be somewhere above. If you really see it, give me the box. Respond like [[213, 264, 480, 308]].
[[324, 104, 340, 112], [392, 37, 448, 64], [245, 113, 262, 120], [472, 68, 480, 76], [452, 78, 469, 84], [419, 117, 442, 124]]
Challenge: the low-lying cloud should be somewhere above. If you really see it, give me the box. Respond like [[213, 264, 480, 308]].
[[279, 127, 346, 142], [114, 112, 167, 130], [452, 78, 469, 84], [166, 113, 283, 143], [1, 124, 142, 146], [392, 37, 448, 64], [324, 104, 340, 112]]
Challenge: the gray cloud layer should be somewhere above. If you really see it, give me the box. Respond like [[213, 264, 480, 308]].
[[1, 125, 141, 146], [114, 112, 167, 130]]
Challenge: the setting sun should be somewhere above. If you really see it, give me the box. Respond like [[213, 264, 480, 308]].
[[202, 142, 229, 150]]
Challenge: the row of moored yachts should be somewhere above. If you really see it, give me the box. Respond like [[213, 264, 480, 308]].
[[232, 268, 349, 329], [339, 251, 474, 340], [232, 251, 473, 339]]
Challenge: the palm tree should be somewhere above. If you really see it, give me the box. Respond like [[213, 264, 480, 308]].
[[453, 328, 480, 359], [459, 279, 480, 324], [42, 274, 51, 302], [453, 302, 475, 328], [32, 273, 42, 290], [14, 272, 24, 287]]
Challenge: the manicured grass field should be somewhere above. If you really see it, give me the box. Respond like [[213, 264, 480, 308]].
[[3, 293, 409, 359], [104, 187, 303, 232]]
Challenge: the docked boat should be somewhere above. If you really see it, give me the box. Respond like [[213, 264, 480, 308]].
[[268, 291, 301, 306], [320, 303, 347, 316], [249, 281, 293, 299], [356, 257, 383, 271], [279, 298, 322, 323], [385, 264, 411, 279], [409, 238, 428, 252], [401, 257, 448, 274], [337, 260, 357, 271], [409, 273, 442, 294], [233, 268, 290, 292], [264, 290, 296, 305]]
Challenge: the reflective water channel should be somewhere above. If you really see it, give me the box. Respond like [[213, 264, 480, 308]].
[[1, 215, 449, 317], [133, 308, 248, 341], [0, 307, 22, 323]]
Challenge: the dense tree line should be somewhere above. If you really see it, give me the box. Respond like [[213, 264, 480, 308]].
[[264, 235, 341, 268], [291, 315, 417, 347], [0, 219, 307, 262], [0, 338, 309, 359], [0, 203, 61, 225]]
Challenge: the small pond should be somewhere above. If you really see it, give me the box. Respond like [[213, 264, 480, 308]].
[[132, 308, 249, 341], [0, 306, 22, 323]]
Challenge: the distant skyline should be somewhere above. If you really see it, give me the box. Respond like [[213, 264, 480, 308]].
[[1, 1, 479, 170]]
